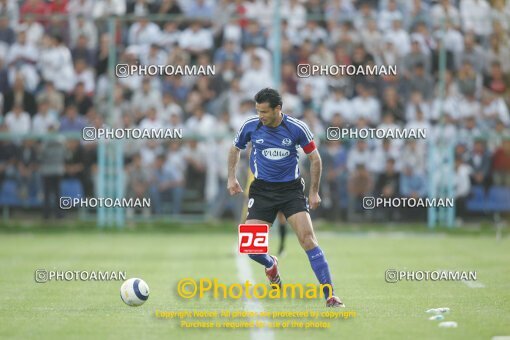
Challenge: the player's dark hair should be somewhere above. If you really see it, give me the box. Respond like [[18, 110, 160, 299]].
[[254, 88, 282, 109]]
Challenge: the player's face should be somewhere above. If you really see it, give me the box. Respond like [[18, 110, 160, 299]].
[[256, 102, 281, 127]]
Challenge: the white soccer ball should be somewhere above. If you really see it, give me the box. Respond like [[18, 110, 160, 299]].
[[120, 278, 150, 306]]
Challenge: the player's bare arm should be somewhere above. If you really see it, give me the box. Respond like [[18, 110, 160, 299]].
[[227, 145, 243, 195], [308, 149, 322, 210]]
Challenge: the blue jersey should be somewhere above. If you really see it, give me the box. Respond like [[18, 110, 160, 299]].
[[233, 113, 316, 182]]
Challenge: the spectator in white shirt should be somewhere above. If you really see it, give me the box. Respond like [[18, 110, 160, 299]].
[[354, 2, 377, 31], [297, 21, 328, 45], [128, 17, 161, 48], [23, 16, 44, 47], [230, 99, 255, 131], [38, 34, 76, 93], [185, 0, 214, 19], [5, 104, 31, 134], [139, 106, 164, 131], [321, 86, 351, 123], [225, 79, 245, 121], [159, 22, 181, 51], [281, 0, 306, 33], [131, 78, 162, 113], [185, 106, 216, 139], [93, 0, 127, 19], [36, 80, 64, 114], [32, 100, 59, 134], [405, 91, 432, 122], [360, 18, 383, 57], [431, 0, 460, 30], [7, 62, 40, 93], [430, 113, 458, 143], [377, 113, 405, 149], [140, 43, 168, 67], [178, 21, 213, 56], [436, 21, 464, 58], [413, 21, 437, 54], [243, 0, 267, 20], [347, 140, 372, 173], [384, 18, 410, 57], [129, 0, 151, 16], [221, 17, 242, 44], [310, 40, 335, 66], [401, 139, 426, 174], [69, 14, 98, 49], [484, 35, 510, 74], [351, 85, 381, 125], [378, 0, 403, 32], [404, 0, 430, 30], [117, 50, 143, 91], [460, 32, 485, 73], [168, 112, 184, 132], [0, 0, 19, 29], [240, 44, 272, 75], [302, 108, 324, 142], [6, 29, 37, 67], [456, 93, 481, 120], [379, 38, 400, 67], [281, 83, 302, 117], [68, 0, 95, 17], [431, 95, 460, 123], [329, 21, 361, 48], [458, 116, 483, 151], [297, 72, 328, 102], [139, 140, 164, 168], [73, 58, 95, 95], [460, 0, 492, 38], [490, 0, 510, 31], [370, 138, 401, 173], [159, 92, 183, 125], [481, 90, 510, 126], [405, 109, 431, 144], [240, 56, 273, 98]]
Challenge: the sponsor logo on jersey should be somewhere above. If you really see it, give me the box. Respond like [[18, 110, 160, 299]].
[[261, 148, 290, 160], [255, 139, 264, 144], [282, 138, 292, 146]]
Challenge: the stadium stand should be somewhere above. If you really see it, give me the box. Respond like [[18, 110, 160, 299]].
[[0, 0, 509, 224]]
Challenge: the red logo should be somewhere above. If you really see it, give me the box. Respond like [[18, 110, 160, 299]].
[[238, 224, 269, 254]]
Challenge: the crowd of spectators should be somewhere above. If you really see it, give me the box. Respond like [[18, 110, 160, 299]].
[[0, 0, 510, 222]]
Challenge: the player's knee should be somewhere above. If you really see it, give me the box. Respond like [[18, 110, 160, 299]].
[[298, 233, 317, 250]]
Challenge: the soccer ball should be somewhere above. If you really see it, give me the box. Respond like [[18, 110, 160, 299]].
[[120, 278, 150, 306]]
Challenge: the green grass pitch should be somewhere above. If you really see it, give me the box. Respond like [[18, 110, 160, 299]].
[[0, 228, 509, 340]]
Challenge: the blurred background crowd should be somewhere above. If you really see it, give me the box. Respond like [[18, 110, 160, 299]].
[[0, 0, 509, 223]]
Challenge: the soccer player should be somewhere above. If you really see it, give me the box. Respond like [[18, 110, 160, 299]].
[[227, 88, 344, 307]]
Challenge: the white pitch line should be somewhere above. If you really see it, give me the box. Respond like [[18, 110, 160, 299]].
[[235, 250, 275, 340], [462, 280, 486, 288]]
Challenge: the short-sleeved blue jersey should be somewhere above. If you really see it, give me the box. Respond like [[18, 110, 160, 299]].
[[233, 113, 316, 182]]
